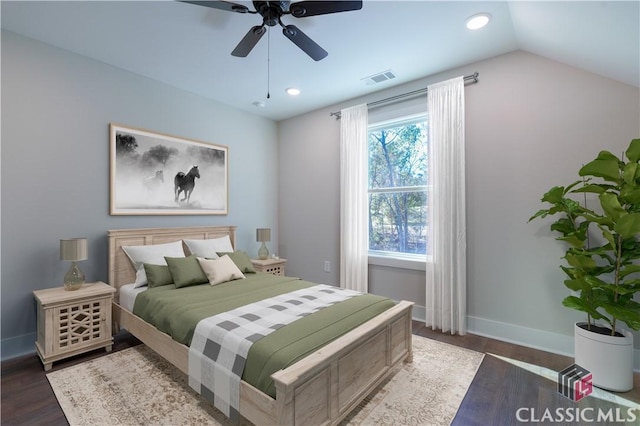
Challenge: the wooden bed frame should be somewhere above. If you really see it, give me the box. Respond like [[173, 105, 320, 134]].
[[108, 226, 414, 426]]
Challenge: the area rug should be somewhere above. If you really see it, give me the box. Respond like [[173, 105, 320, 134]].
[[47, 335, 484, 426]]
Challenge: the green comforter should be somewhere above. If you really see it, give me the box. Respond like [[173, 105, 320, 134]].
[[133, 273, 395, 397]]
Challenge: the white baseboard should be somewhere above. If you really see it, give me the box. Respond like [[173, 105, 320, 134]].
[[1, 332, 36, 361], [411, 306, 640, 372], [411, 304, 426, 324], [466, 315, 575, 356]]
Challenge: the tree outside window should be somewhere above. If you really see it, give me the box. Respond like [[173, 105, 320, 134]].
[[368, 116, 428, 256]]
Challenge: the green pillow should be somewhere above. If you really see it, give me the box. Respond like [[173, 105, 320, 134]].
[[216, 250, 256, 273], [164, 255, 208, 288], [143, 263, 174, 288]]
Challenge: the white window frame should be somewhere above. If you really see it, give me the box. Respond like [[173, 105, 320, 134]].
[[367, 113, 431, 269]]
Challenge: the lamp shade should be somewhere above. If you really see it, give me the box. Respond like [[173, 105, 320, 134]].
[[60, 238, 88, 261], [256, 228, 271, 242]]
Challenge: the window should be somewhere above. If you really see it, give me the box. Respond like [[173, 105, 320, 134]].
[[368, 114, 429, 260]]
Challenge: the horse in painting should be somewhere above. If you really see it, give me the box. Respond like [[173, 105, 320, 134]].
[[144, 170, 164, 190], [174, 166, 200, 203]]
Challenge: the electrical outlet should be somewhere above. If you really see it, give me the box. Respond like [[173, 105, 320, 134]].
[[323, 260, 331, 273]]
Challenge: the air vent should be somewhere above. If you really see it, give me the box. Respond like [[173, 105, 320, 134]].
[[361, 70, 396, 86]]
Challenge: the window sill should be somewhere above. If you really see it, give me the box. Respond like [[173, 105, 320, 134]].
[[368, 252, 431, 271]]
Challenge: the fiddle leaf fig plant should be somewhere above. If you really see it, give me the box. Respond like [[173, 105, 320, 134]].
[[529, 138, 640, 336]]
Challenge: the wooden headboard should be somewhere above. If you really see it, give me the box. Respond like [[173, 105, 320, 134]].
[[107, 225, 237, 291]]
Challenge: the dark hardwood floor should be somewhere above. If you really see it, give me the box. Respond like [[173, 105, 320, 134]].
[[2, 323, 639, 425], [413, 322, 640, 425], [1, 333, 141, 426]]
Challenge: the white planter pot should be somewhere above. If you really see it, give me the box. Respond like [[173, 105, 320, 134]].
[[574, 322, 634, 392]]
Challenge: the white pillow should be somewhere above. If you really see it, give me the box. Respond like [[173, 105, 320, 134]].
[[122, 241, 185, 288], [197, 255, 245, 285], [183, 236, 233, 258]]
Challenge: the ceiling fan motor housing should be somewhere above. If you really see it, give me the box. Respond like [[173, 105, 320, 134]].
[[253, 1, 291, 26]]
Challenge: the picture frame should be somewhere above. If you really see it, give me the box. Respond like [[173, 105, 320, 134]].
[[109, 124, 228, 215]]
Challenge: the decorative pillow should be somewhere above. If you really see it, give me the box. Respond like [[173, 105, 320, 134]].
[[122, 241, 185, 288], [198, 255, 246, 285], [165, 255, 209, 288], [143, 264, 173, 288], [183, 236, 234, 258], [216, 250, 256, 273]]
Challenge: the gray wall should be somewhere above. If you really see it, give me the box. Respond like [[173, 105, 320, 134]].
[[277, 50, 640, 361], [1, 31, 279, 359]]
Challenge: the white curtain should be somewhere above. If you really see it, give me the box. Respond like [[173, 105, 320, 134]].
[[340, 104, 369, 292], [426, 76, 467, 334]]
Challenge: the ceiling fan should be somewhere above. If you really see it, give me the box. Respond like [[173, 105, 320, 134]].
[[182, 1, 363, 61]]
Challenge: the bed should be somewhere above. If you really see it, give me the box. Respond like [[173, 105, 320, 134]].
[[108, 226, 414, 426]]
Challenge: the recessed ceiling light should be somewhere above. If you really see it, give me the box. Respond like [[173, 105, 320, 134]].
[[465, 13, 491, 30], [286, 87, 301, 96]]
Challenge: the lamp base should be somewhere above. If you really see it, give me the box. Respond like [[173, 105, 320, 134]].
[[258, 242, 269, 260], [64, 261, 85, 291]]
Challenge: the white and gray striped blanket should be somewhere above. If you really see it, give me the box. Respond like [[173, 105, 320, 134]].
[[188, 284, 360, 422]]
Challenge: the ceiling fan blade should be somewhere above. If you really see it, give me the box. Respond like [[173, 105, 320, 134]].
[[282, 25, 328, 61], [231, 25, 267, 57], [289, 1, 362, 18], [180, 1, 250, 13]]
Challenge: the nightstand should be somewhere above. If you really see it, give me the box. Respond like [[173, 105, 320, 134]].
[[251, 258, 287, 276], [33, 281, 116, 371]]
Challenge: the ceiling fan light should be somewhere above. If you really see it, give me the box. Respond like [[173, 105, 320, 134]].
[[465, 13, 491, 30], [286, 87, 301, 96]]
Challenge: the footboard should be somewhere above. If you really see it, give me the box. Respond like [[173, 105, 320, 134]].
[[114, 300, 413, 426], [270, 300, 414, 426]]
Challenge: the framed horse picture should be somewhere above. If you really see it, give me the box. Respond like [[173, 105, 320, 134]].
[[109, 124, 228, 215]]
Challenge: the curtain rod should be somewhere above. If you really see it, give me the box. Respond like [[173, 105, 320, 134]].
[[329, 72, 479, 119]]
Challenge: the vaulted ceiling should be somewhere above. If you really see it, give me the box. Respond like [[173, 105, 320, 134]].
[[2, 1, 638, 121]]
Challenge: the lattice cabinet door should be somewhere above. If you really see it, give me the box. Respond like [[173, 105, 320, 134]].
[[34, 282, 116, 371]]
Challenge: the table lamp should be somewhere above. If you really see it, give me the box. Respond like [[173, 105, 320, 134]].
[[60, 238, 88, 291], [256, 228, 271, 260]]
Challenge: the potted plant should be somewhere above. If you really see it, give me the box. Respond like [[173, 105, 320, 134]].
[[529, 138, 640, 392]]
